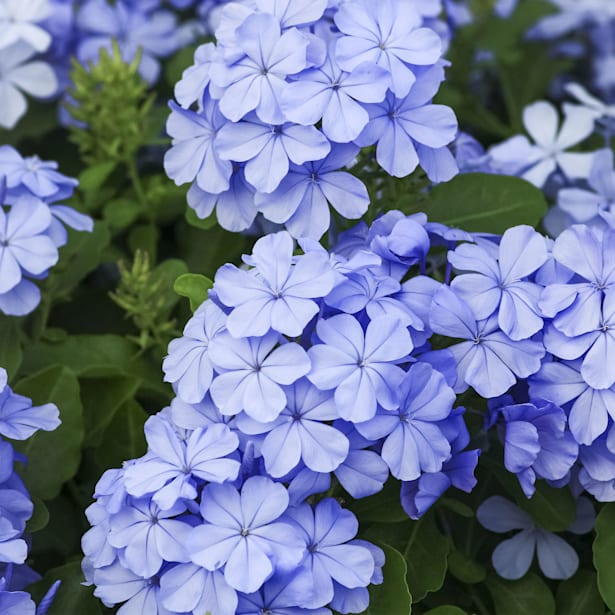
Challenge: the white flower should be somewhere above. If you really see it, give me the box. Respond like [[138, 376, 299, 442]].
[[0, 41, 58, 130], [489, 100, 595, 188], [0, 0, 52, 52], [565, 82, 615, 121]]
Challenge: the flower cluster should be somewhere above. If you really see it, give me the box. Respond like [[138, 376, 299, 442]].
[[84, 205, 615, 596], [0, 145, 93, 316], [83, 214, 485, 613], [0, 367, 62, 613], [164, 0, 459, 238]]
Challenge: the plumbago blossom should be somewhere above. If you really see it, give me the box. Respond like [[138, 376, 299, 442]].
[[0, 146, 93, 316], [0, 368, 62, 613], [84, 210, 615, 606], [164, 0, 459, 238], [84, 218, 486, 613]]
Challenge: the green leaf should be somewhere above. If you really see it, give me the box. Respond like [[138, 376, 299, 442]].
[[26, 495, 49, 533], [366, 544, 412, 615], [448, 549, 486, 584], [486, 573, 555, 615], [423, 173, 547, 234], [103, 197, 142, 229], [80, 376, 141, 447], [78, 161, 116, 194], [0, 316, 22, 380], [594, 503, 615, 611], [29, 561, 102, 615], [349, 478, 409, 524], [128, 223, 159, 260], [21, 334, 171, 398], [185, 205, 219, 230], [423, 607, 467, 615], [13, 366, 84, 500], [365, 513, 450, 602], [174, 273, 213, 311], [556, 570, 605, 615], [95, 399, 148, 470], [151, 258, 190, 314], [50, 221, 111, 298]]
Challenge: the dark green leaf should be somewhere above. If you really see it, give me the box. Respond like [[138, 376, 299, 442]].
[[349, 478, 408, 524], [365, 513, 450, 601], [486, 573, 555, 615], [128, 223, 159, 260], [26, 495, 49, 533], [423, 607, 467, 615], [424, 173, 547, 234], [366, 544, 412, 615], [448, 549, 486, 584], [556, 570, 605, 615], [29, 561, 102, 615], [594, 503, 615, 611], [0, 316, 22, 380], [81, 376, 141, 447], [50, 221, 111, 298], [21, 334, 171, 398], [95, 399, 148, 469], [13, 366, 84, 500], [174, 273, 213, 312]]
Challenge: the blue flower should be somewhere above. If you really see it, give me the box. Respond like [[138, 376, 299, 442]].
[[544, 290, 615, 390], [216, 115, 331, 194], [540, 225, 615, 337], [164, 99, 232, 194], [123, 416, 240, 509], [107, 498, 193, 577], [235, 378, 348, 477], [493, 399, 578, 497], [213, 231, 335, 338], [307, 314, 413, 422], [162, 300, 227, 405], [91, 560, 170, 614], [209, 12, 310, 123], [280, 43, 390, 143], [0, 374, 60, 440], [286, 498, 375, 609], [426, 286, 545, 398], [186, 164, 258, 233], [209, 331, 311, 422], [530, 358, 615, 445], [255, 144, 370, 240], [355, 63, 458, 182], [159, 563, 237, 615], [0, 146, 78, 201], [334, 0, 442, 97], [450, 225, 548, 340], [477, 495, 584, 580], [355, 362, 455, 481], [189, 476, 306, 593], [0, 197, 58, 295]]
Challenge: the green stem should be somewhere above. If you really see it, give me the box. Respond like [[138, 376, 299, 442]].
[[30, 286, 52, 343], [469, 587, 492, 615], [127, 158, 152, 222]]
